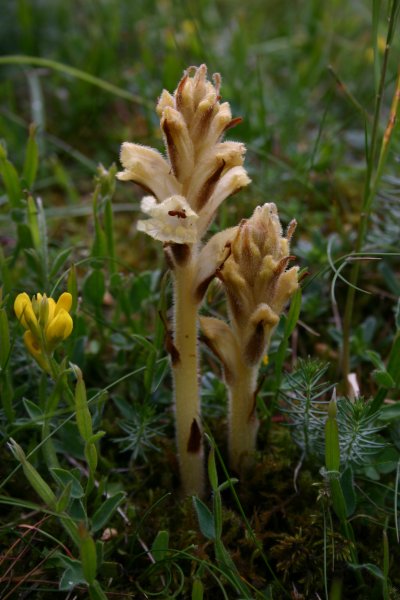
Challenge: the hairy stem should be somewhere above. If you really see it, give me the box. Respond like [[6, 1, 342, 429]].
[[172, 254, 204, 496], [228, 363, 259, 473]]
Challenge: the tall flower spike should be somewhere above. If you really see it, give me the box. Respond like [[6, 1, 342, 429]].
[[201, 203, 299, 473], [117, 64, 250, 245], [118, 65, 250, 496]]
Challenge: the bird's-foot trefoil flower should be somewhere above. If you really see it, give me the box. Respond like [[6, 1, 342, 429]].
[[14, 292, 73, 374]]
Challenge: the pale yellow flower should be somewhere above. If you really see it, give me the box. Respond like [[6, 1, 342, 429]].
[[207, 203, 299, 368], [137, 195, 199, 244], [118, 64, 250, 244]]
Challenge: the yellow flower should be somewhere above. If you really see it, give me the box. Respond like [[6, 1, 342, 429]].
[[46, 308, 73, 351], [14, 291, 73, 370]]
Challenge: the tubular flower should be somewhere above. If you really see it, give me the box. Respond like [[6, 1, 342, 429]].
[[117, 64, 250, 244], [14, 292, 73, 372]]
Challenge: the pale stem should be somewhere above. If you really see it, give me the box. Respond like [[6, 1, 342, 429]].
[[228, 362, 259, 474], [172, 254, 204, 496]]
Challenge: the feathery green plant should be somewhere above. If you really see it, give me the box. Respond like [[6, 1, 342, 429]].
[[281, 358, 333, 458]]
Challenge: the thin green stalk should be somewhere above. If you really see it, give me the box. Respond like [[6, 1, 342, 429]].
[[341, 1, 400, 384], [0, 55, 151, 107]]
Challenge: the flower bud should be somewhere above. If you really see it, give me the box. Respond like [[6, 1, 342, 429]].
[[8, 438, 57, 507], [39, 294, 49, 327], [14, 292, 31, 328]]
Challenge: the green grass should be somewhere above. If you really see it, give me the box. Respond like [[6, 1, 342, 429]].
[[1, 0, 400, 598]]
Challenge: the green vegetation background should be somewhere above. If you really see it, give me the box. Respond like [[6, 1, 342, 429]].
[[0, 0, 400, 598]]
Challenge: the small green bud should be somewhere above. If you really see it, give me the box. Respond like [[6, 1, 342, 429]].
[[39, 294, 49, 327], [8, 439, 57, 507], [85, 442, 98, 475]]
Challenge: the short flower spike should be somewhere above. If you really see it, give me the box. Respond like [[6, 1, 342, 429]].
[[202, 203, 299, 472]]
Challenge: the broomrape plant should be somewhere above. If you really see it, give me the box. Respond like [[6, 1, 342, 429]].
[[201, 204, 299, 472], [118, 65, 299, 494]]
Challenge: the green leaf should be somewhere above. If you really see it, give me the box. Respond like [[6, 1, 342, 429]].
[[129, 272, 154, 312], [0, 146, 22, 207], [92, 221, 107, 259], [23, 123, 39, 188], [340, 465, 356, 517], [12, 442, 57, 507], [284, 287, 302, 338], [151, 530, 169, 562], [87, 431, 106, 445], [192, 496, 215, 540], [55, 481, 73, 512], [51, 468, 85, 499], [364, 465, 380, 481], [379, 402, 400, 421], [75, 374, 93, 442], [0, 308, 10, 369], [88, 580, 109, 600], [70, 498, 87, 521], [364, 349, 384, 370], [27, 196, 40, 250], [374, 446, 400, 474], [387, 333, 400, 385], [84, 442, 98, 475], [350, 562, 384, 580], [67, 264, 78, 313], [91, 491, 126, 533], [325, 397, 340, 472], [50, 247, 72, 279], [83, 269, 105, 306], [372, 369, 395, 388], [329, 476, 348, 522], [59, 562, 85, 591], [378, 262, 400, 296], [274, 287, 302, 388], [207, 448, 218, 491], [17, 223, 34, 249], [192, 578, 204, 600], [395, 298, 400, 331], [324, 396, 348, 521], [217, 478, 239, 492], [79, 525, 97, 585], [104, 198, 116, 274], [22, 398, 44, 424]]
